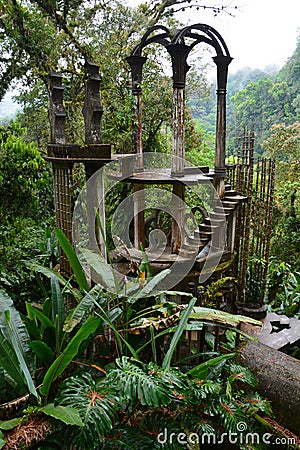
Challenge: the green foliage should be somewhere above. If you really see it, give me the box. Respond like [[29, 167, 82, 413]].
[[0, 121, 48, 218], [0, 290, 37, 402], [224, 37, 300, 155], [40, 316, 101, 399], [270, 214, 300, 271], [52, 356, 272, 450], [197, 276, 236, 308], [0, 121, 54, 307], [54, 228, 89, 292], [162, 297, 196, 369], [107, 357, 172, 407], [0, 217, 47, 309], [267, 260, 300, 317], [40, 403, 83, 426], [55, 372, 118, 449], [263, 122, 300, 270]]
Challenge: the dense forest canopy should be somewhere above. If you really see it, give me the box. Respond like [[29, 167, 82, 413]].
[[1, 0, 234, 156]]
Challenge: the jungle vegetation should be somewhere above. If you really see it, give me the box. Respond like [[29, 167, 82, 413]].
[[0, 0, 300, 448]]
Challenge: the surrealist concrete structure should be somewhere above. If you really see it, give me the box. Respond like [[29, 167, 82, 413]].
[[46, 24, 275, 315]]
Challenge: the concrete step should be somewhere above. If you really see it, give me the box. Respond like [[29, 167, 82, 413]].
[[224, 189, 237, 196], [209, 212, 229, 220]]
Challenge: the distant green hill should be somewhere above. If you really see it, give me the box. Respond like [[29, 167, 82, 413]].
[[192, 34, 300, 156]]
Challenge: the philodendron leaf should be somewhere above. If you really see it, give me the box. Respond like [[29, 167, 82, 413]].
[[40, 403, 83, 426]]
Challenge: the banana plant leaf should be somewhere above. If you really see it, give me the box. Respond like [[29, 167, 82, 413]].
[[189, 307, 263, 327], [64, 284, 103, 333], [131, 269, 171, 302], [162, 297, 197, 370], [187, 353, 236, 379], [50, 277, 65, 352], [0, 291, 35, 373], [78, 247, 118, 292], [3, 311, 38, 399], [0, 291, 37, 398], [40, 316, 101, 399], [26, 303, 54, 332], [54, 228, 89, 292]]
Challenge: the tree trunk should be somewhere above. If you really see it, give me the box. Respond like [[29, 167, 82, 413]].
[[238, 340, 300, 435]]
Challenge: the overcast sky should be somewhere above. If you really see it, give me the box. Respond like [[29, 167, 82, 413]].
[[128, 0, 300, 75]]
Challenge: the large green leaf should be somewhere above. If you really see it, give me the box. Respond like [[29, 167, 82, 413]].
[[0, 291, 35, 373], [55, 373, 117, 448], [0, 430, 5, 449], [189, 307, 262, 327], [162, 297, 197, 370], [0, 418, 22, 430], [79, 247, 117, 291], [29, 341, 54, 365], [105, 307, 122, 324], [107, 357, 171, 408], [187, 353, 236, 379], [27, 262, 67, 285], [50, 277, 65, 351], [54, 228, 89, 292], [40, 403, 83, 426], [64, 284, 103, 333], [26, 303, 54, 332], [131, 269, 171, 301], [3, 311, 38, 399], [40, 316, 101, 399], [0, 332, 26, 389]]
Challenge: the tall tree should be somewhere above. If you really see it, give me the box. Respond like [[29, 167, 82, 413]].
[[1, 0, 222, 153], [0, 0, 236, 100]]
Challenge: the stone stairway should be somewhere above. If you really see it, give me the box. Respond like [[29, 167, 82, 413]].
[[194, 182, 247, 257]]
